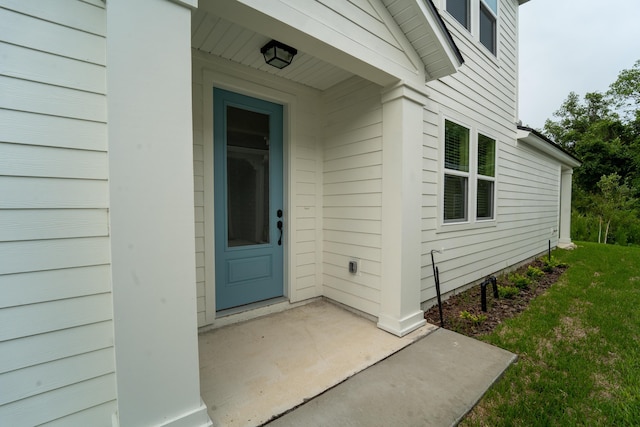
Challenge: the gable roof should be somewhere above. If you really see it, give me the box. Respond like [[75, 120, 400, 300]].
[[517, 126, 582, 168], [201, 0, 463, 87], [382, 0, 464, 81]]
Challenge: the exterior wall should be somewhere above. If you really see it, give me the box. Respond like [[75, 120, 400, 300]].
[[192, 53, 324, 327], [420, 0, 561, 302], [321, 77, 384, 317], [0, 1, 117, 425]]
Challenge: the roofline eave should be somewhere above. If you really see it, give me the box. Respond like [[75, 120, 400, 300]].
[[517, 126, 582, 168]]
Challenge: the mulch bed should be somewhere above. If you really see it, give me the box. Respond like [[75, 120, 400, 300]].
[[424, 258, 567, 338]]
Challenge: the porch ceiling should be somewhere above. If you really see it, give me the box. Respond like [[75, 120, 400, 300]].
[[192, 9, 355, 91]]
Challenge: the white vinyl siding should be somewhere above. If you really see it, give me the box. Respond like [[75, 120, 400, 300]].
[[274, 0, 421, 80], [0, 1, 116, 425], [421, 0, 560, 302], [292, 95, 324, 303], [192, 73, 207, 326], [322, 77, 383, 316]]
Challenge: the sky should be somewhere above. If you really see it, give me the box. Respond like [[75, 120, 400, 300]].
[[518, 0, 640, 130]]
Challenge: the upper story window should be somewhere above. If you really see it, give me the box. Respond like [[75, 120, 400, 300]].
[[445, 0, 498, 56], [443, 119, 497, 224], [446, 0, 470, 30], [479, 1, 497, 54]]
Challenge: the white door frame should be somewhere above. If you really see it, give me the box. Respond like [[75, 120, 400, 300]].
[[201, 64, 296, 325]]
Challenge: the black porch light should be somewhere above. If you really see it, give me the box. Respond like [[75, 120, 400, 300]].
[[260, 40, 298, 69]]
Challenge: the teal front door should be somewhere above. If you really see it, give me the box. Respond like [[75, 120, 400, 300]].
[[214, 88, 284, 311]]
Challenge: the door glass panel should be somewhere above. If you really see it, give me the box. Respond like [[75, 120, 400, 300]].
[[226, 106, 270, 247]]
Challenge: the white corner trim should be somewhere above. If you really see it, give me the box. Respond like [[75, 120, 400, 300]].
[[377, 311, 426, 337], [156, 401, 212, 427]]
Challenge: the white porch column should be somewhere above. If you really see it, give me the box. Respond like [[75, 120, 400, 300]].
[[377, 83, 427, 337], [107, 1, 211, 426], [558, 168, 576, 249]]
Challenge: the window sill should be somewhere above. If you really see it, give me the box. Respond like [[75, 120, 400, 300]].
[[436, 219, 497, 234]]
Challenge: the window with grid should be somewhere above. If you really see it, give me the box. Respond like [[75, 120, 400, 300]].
[[476, 133, 495, 219], [444, 120, 470, 222]]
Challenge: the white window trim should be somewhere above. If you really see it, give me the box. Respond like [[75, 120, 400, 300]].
[[438, 114, 498, 233], [442, 0, 500, 59]]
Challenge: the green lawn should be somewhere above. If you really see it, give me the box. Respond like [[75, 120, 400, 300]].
[[462, 242, 640, 426]]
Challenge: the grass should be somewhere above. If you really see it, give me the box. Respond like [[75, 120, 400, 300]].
[[462, 242, 640, 426]]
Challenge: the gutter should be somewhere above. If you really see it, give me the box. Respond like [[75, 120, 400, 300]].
[[516, 125, 582, 168]]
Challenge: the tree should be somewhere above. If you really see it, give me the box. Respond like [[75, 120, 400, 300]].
[[544, 92, 632, 194], [608, 60, 640, 192], [608, 59, 640, 119], [593, 173, 632, 244], [542, 61, 640, 245]]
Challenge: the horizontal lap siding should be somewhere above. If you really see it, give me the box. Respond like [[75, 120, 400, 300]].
[[322, 77, 383, 316], [0, 1, 116, 425], [192, 73, 206, 325], [292, 97, 324, 302], [420, 1, 561, 302], [429, 1, 518, 133], [283, 0, 418, 76]]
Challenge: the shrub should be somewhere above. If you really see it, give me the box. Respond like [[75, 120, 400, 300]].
[[526, 266, 545, 279], [510, 273, 532, 289], [459, 310, 488, 325], [543, 255, 567, 272], [498, 285, 520, 299]]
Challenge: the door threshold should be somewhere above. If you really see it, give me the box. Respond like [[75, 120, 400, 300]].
[[216, 297, 288, 318], [200, 297, 320, 332]]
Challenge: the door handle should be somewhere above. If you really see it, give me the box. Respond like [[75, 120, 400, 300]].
[[277, 220, 283, 246]]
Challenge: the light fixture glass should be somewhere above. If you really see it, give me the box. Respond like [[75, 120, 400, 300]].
[[260, 40, 298, 69]]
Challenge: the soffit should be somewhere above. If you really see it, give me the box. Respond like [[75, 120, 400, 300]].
[[381, 0, 464, 81], [192, 0, 461, 89], [191, 9, 355, 91]]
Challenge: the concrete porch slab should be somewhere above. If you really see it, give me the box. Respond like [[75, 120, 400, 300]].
[[199, 299, 436, 427], [267, 327, 517, 426]]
